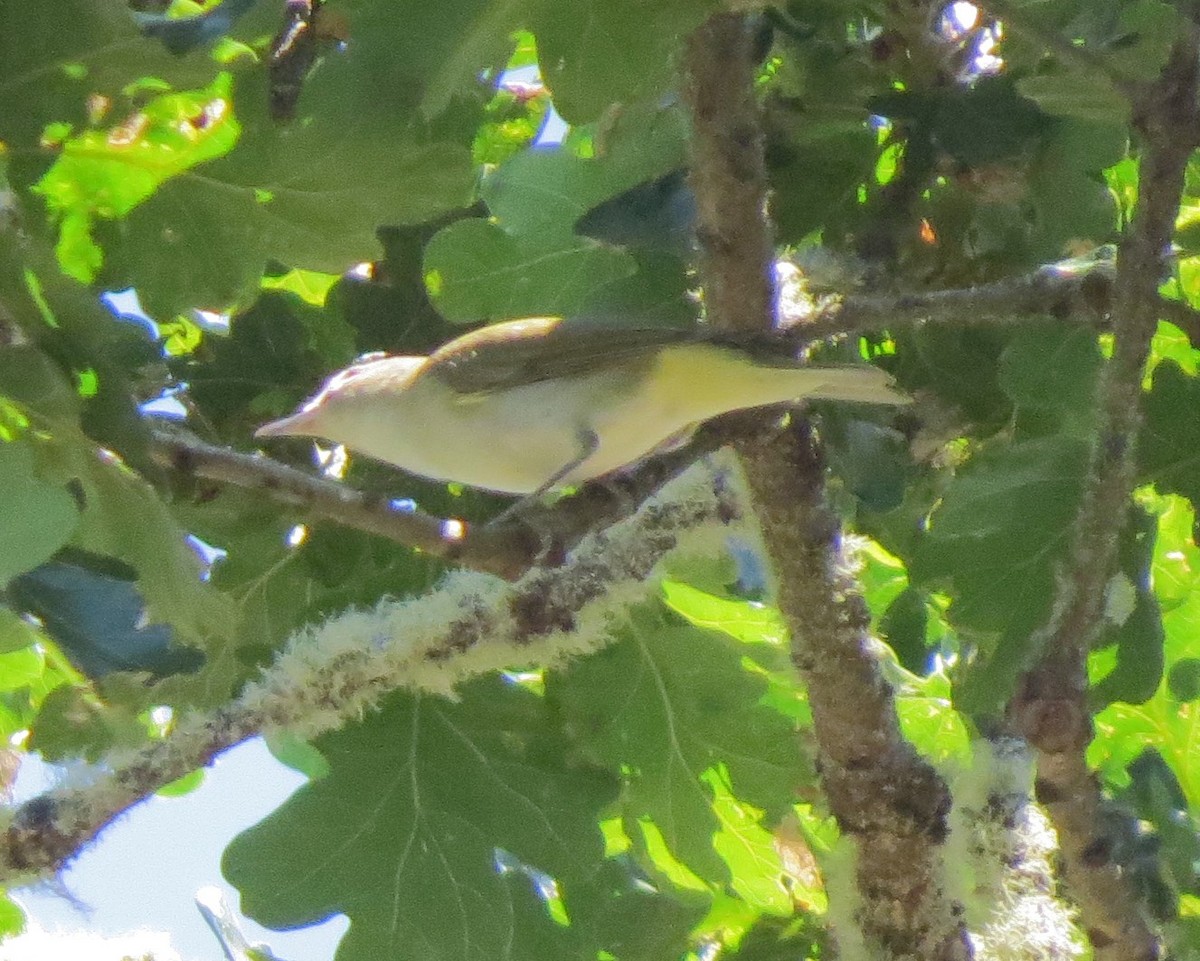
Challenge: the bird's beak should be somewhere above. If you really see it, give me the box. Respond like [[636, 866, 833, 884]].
[[255, 410, 316, 439]]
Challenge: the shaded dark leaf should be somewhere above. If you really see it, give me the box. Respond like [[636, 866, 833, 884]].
[[9, 557, 204, 679]]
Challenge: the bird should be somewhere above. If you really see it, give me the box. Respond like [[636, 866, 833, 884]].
[[255, 316, 908, 496]]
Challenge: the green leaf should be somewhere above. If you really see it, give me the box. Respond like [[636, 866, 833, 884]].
[[424, 217, 634, 321], [27, 684, 145, 762], [174, 488, 449, 664], [1089, 506, 1165, 707], [891, 326, 1012, 428], [0, 345, 80, 425], [485, 110, 689, 237], [0, 645, 45, 692], [424, 104, 688, 321], [1168, 658, 1200, 701], [661, 579, 809, 724], [264, 729, 330, 781], [1090, 496, 1200, 806], [1145, 493, 1200, 612], [0, 606, 40, 654], [0, 893, 25, 939], [1119, 749, 1200, 918], [914, 436, 1089, 633], [0, 243, 162, 475], [1150, 318, 1200, 376], [225, 679, 619, 961], [768, 128, 876, 245], [824, 418, 911, 512], [317, 0, 510, 123], [0, 0, 217, 151], [660, 580, 787, 646], [912, 436, 1089, 714], [328, 223, 466, 355], [858, 540, 911, 628], [157, 768, 205, 797], [932, 76, 1049, 166], [176, 290, 352, 437], [1017, 72, 1130, 124], [896, 679, 972, 768], [530, 0, 719, 124], [101, 70, 475, 313], [879, 587, 932, 675], [547, 606, 807, 898], [35, 73, 241, 284], [997, 324, 1101, 419], [1105, 0, 1181, 81], [720, 914, 828, 961], [1141, 361, 1200, 507], [1025, 122, 1123, 259], [560, 858, 702, 961], [260, 267, 340, 306], [419, 0, 526, 119], [576, 249, 697, 327], [0, 440, 80, 585]]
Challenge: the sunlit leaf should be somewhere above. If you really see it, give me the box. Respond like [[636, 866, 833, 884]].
[[36, 74, 240, 283], [548, 606, 808, 891]]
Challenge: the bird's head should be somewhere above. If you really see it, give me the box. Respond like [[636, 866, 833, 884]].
[[255, 354, 427, 445]]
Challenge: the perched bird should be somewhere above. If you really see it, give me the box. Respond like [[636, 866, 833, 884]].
[[256, 317, 908, 496]]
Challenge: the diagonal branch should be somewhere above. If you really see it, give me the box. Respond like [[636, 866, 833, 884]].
[[147, 421, 736, 580], [0, 459, 748, 883], [1011, 29, 1200, 961], [683, 14, 970, 961], [148, 424, 513, 569]]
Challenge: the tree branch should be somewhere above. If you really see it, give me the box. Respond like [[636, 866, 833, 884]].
[[148, 425, 548, 579], [685, 15, 775, 330], [147, 422, 737, 581], [1011, 30, 1200, 961], [797, 258, 1117, 341], [683, 14, 970, 961], [0, 458, 749, 883]]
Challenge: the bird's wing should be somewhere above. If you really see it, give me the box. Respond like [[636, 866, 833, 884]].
[[426, 317, 907, 403], [428, 317, 699, 393]]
